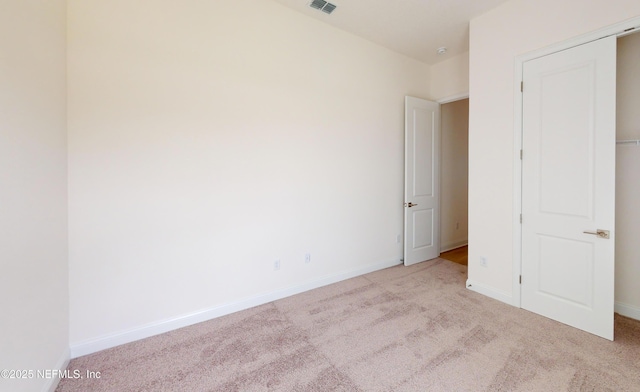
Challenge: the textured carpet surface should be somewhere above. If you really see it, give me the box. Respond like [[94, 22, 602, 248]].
[[57, 259, 640, 391]]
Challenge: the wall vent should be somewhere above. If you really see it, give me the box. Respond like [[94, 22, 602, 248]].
[[309, 0, 337, 14]]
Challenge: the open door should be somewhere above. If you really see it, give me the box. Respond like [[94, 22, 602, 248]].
[[521, 36, 616, 340], [404, 96, 440, 266]]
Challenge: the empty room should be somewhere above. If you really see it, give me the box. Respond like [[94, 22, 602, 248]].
[[2, 0, 639, 391]]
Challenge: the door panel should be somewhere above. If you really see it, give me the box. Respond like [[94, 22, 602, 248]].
[[413, 209, 434, 248], [538, 63, 594, 218], [521, 36, 616, 340], [537, 235, 593, 307], [404, 97, 440, 266]]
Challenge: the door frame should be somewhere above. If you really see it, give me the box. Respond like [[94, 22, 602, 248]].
[[512, 17, 640, 309], [437, 93, 469, 105]]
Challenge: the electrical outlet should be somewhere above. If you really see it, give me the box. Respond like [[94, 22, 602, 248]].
[[480, 257, 488, 267], [274, 259, 281, 271], [305, 253, 311, 263], [396, 234, 401, 243]]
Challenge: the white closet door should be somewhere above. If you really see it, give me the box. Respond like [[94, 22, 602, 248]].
[[521, 36, 616, 340]]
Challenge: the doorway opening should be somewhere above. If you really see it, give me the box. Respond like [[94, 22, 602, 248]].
[[439, 98, 469, 266], [613, 31, 640, 321]]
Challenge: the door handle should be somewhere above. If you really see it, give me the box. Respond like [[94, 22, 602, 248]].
[[405, 202, 418, 208], [583, 229, 610, 239]]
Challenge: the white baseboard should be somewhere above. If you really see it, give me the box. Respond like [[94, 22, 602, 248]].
[[465, 279, 513, 306], [440, 240, 468, 253], [615, 301, 640, 321], [465, 284, 640, 322], [43, 348, 70, 392], [71, 258, 402, 358]]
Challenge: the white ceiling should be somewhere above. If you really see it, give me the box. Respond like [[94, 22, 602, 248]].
[[272, 0, 510, 65]]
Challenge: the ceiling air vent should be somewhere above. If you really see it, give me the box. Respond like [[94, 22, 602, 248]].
[[321, 3, 336, 14], [309, 0, 326, 10], [309, 0, 337, 14]]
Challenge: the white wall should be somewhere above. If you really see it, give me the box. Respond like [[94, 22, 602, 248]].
[[67, 0, 430, 351], [440, 99, 469, 251], [469, 0, 640, 298], [430, 51, 469, 101], [0, 1, 69, 391], [615, 32, 640, 313]]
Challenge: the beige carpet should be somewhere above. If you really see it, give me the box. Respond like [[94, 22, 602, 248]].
[[57, 259, 640, 391]]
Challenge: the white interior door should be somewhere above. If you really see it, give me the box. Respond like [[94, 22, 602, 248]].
[[521, 36, 616, 340], [404, 96, 440, 266]]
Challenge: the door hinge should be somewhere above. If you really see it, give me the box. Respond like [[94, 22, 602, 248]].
[[519, 275, 522, 284], [520, 149, 523, 160], [520, 81, 524, 92], [520, 214, 522, 224]]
